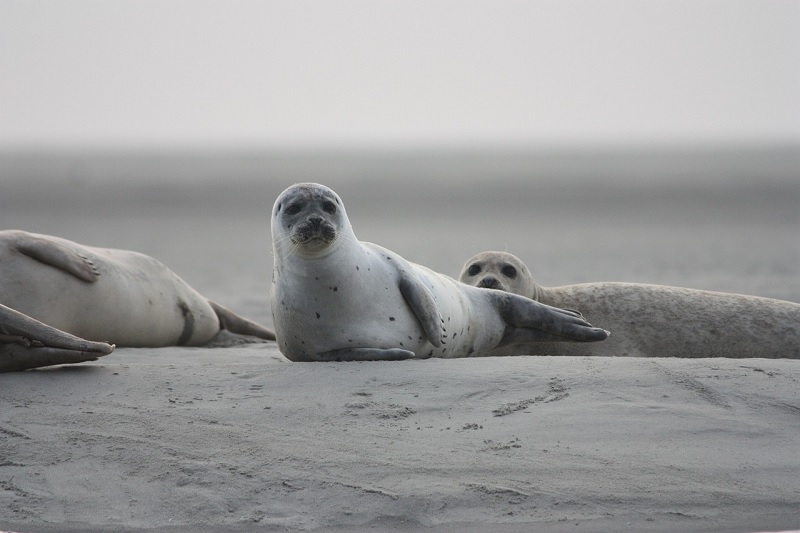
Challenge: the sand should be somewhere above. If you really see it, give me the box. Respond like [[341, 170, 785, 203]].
[[1, 152, 800, 532], [3, 351, 800, 532]]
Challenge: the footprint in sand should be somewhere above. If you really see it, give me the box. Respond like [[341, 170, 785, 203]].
[[492, 377, 570, 417]]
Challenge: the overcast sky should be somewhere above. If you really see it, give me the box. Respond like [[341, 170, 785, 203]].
[[1, 0, 798, 150]]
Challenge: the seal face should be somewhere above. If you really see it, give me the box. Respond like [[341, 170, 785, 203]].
[[270, 183, 609, 362], [460, 251, 539, 299], [274, 183, 344, 257], [459, 251, 800, 359]]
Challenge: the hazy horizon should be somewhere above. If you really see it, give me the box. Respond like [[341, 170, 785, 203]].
[[3, 144, 800, 185], [2, 1, 798, 151]]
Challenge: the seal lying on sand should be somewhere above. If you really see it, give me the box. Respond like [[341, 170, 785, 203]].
[[270, 183, 608, 362], [0, 230, 275, 347], [459, 251, 800, 358], [1, 302, 114, 372]]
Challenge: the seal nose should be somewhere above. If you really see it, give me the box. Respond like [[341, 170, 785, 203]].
[[308, 215, 323, 229], [477, 276, 501, 290]]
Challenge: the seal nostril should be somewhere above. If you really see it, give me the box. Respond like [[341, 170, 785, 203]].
[[477, 277, 500, 289]]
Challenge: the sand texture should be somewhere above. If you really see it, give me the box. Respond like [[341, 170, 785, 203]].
[[2, 350, 800, 532]]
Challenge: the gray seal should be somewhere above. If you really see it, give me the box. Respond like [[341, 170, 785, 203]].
[[270, 183, 609, 362], [0, 230, 275, 348], [460, 251, 800, 358]]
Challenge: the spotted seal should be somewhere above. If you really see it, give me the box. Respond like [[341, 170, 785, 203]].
[[270, 183, 609, 361], [460, 251, 800, 358]]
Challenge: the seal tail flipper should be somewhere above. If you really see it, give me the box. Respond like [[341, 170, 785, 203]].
[[398, 272, 443, 347], [0, 345, 113, 373], [12, 232, 100, 283], [208, 300, 276, 341], [1, 303, 115, 354], [499, 293, 610, 342], [1, 303, 114, 372]]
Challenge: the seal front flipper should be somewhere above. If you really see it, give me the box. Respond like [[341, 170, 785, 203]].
[[398, 272, 443, 347], [498, 293, 610, 342], [12, 232, 100, 283], [316, 348, 415, 362]]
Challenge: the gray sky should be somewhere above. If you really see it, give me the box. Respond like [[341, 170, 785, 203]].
[[1, 0, 798, 150]]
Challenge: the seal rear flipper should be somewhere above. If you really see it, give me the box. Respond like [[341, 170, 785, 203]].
[[208, 300, 276, 341], [0, 345, 112, 373], [499, 293, 610, 342], [1, 303, 114, 372], [0, 303, 115, 354], [14, 233, 100, 283], [398, 273, 443, 347], [315, 348, 415, 362]]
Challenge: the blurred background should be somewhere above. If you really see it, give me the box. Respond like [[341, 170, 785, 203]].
[[3, 0, 799, 150], [1, 1, 799, 326]]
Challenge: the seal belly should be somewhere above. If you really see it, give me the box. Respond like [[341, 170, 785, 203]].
[[272, 256, 431, 360], [273, 250, 502, 360], [0, 239, 220, 346], [410, 266, 488, 358]]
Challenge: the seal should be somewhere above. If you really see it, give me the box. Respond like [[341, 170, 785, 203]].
[[1, 302, 114, 372], [459, 251, 800, 358], [270, 183, 609, 362], [0, 230, 276, 347]]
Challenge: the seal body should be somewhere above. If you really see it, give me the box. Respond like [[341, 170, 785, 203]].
[[460, 251, 800, 358], [270, 184, 608, 362], [0, 230, 275, 347]]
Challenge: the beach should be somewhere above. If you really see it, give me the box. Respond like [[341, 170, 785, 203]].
[[1, 149, 800, 532]]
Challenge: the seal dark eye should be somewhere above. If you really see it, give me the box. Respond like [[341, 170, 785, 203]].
[[285, 203, 302, 215], [467, 264, 481, 276], [322, 201, 337, 214], [501, 265, 517, 279]]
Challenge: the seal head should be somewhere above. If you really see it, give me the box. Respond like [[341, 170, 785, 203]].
[[272, 183, 350, 259], [460, 251, 541, 300]]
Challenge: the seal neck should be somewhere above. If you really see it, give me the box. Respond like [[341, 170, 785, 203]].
[[274, 230, 359, 276]]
